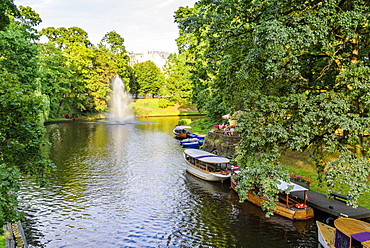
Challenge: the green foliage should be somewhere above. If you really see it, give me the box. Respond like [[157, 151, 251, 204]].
[[38, 44, 74, 118], [39, 27, 133, 115], [162, 53, 193, 104], [189, 117, 214, 135], [0, 8, 53, 226], [0, 232, 4, 248], [176, 0, 370, 215], [133, 61, 164, 97], [0, 0, 18, 31], [177, 119, 192, 126], [158, 99, 169, 108], [236, 159, 291, 217]]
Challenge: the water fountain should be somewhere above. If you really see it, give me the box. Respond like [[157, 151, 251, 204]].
[[108, 75, 135, 123]]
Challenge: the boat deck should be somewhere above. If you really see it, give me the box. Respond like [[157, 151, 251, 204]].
[[316, 221, 335, 248], [292, 190, 370, 220]]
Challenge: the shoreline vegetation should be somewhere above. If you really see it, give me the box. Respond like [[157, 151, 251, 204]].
[[4, 102, 367, 247], [44, 99, 370, 209]]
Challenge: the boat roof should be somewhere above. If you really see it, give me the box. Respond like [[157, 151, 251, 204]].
[[231, 170, 307, 192], [335, 218, 370, 236], [278, 180, 308, 192], [184, 149, 229, 164], [174, 126, 191, 129]]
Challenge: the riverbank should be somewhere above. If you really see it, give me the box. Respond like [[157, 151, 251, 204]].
[[188, 119, 370, 210], [2, 222, 27, 248], [42, 104, 370, 211], [45, 99, 205, 124]]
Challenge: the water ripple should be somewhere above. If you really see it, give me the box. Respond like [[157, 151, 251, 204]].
[[19, 119, 317, 247]]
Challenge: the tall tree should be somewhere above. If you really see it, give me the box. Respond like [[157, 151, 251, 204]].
[[40, 26, 114, 113], [99, 30, 133, 93], [0, 5, 53, 225], [133, 61, 164, 97], [174, 5, 231, 119], [162, 53, 193, 104], [38, 43, 74, 118], [176, 0, 370, 214]]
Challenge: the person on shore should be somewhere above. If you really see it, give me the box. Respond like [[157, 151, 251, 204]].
[[224, 126, 230, 135], [230, 126, 235, 136]]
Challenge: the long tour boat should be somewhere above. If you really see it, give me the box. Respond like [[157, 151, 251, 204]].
[[316, 218, 370, 248], [231, 170, 314, 221], [183, 149, 231, 183]]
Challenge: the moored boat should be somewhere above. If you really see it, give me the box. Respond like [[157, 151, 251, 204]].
[[316, 218, 370, 248], [181, 140, 203, 148], [183, 149, 231, 183], [187, 133, 206, 140], [231, 170, 314, 221], [180, 138, 200, 144], [173, 126, 192, 139]]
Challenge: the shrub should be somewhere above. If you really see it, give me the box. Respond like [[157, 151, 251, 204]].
[[178, 119, 192, 126], [158, 99, 169, 108]]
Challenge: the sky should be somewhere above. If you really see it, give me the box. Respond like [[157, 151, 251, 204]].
[[13, 0, 198, 53]]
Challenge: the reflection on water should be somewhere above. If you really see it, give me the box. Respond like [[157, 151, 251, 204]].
[[19, 117, 317, 247]]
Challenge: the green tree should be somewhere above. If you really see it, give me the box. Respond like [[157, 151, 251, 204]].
[[125, 65, 139, 97], [162, 53, 193, 104], [40, 26, 115, 113], [99, 30, 134, 94], [40, 26, 90, 113], [0, 5, 53, 226], [87, 45, 116, 112], [174, 5, 231, 119], [133, 61, 164, 97], [0, 0, 18, 31], [176, 0, 370, 214], [38, 44, 74, 118]]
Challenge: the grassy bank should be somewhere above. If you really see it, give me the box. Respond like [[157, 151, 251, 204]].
[[132, 99, 205, 117], [279, 150, 370, 209], [45, 99, 205, 123]]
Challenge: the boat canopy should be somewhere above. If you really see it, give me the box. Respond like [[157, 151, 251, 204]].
[[232, 171, 308, 192], [184, 149, 230, 164], [278, 180, 308, 192], [335, 218, 370, 236], [174, 126, 191, 130]]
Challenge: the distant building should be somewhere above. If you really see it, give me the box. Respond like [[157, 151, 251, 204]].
[[128, 50, 170, 71]]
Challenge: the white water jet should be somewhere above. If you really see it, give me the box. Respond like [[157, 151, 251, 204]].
[[108, 75, 135, 123]]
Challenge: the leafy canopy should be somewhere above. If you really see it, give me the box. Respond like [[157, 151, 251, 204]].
[[0, 5, 53, 226], [176, 0, 370, 214]]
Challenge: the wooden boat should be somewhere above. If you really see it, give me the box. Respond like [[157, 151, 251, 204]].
[[183, 149, 231, 183], [316, 218, 370, 248], [230, 170, 314, 221], [173, 126, 192, 139]]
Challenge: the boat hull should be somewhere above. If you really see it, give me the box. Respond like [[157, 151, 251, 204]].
[[182, 144, 200, 148], [316, 218, 370, 248], [185, 161, 230, 183], [174, 133, 187, 139], [316, 221, 335, 248], [230, 180, 314, 221]]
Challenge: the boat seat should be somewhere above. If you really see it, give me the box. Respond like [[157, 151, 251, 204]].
[[330, 192, 351, 202]]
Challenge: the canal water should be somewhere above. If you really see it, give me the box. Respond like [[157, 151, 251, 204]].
[[19, 117, 318, 247]]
